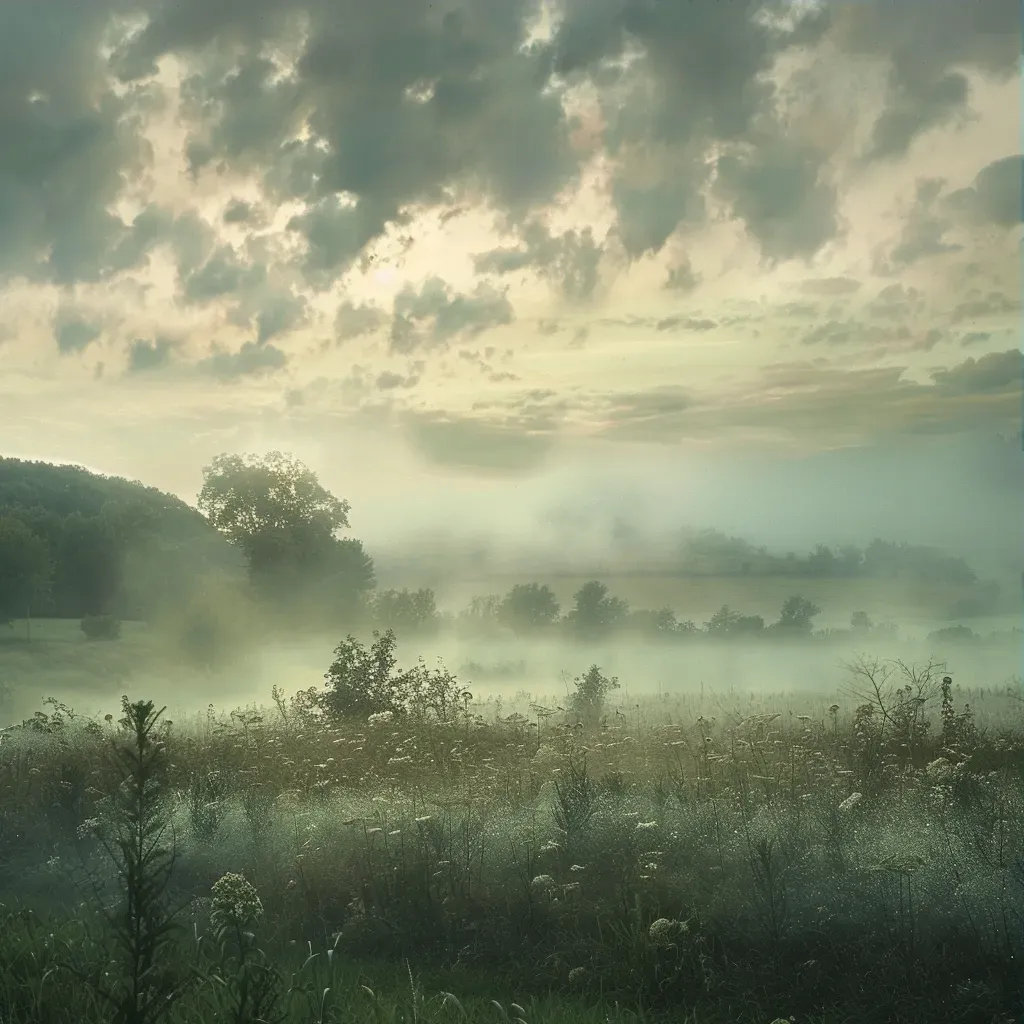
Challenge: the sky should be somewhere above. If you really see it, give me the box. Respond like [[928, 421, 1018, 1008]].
[[0, 0, 1021, 571]]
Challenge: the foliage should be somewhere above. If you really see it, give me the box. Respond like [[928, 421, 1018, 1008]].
[[565, 581, 629, 640], [198, 452, 349, 570], [371, 588, 439, 635], [0, 515, 51, 623], [80, 614, 122, 641], [319, 629, 470, 722], [0, 655, 1022, 1022], [498, 583, 561, 634], [566, 664, 620, 726], [83, 698, 187, 1023], [772, 595, 821, 634]]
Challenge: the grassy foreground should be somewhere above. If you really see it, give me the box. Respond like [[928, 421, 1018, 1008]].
[[0, 654, 1022, 1023]]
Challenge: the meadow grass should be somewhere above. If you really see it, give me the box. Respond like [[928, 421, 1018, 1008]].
[[0, 653, 1022, 1023]]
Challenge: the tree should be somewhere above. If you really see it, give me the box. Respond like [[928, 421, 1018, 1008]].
[[0, 516, 51, 624], [458, 595, 503, 635], [773, 595, 822, 634], [704, 604, 742, 636], [566, 581, 628, 640], [371, 588, 439, 635], [197, 452, 353, 597], [56, 513, 124, 616], [498, 582, 561, 634], [627, 606, 680, 637], [850, 610, 873, 632]]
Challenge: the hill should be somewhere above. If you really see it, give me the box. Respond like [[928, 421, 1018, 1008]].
[[0, 457, 242, 621]]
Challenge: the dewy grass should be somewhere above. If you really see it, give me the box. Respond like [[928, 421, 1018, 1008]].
[[0, 657, 1022, 1022]]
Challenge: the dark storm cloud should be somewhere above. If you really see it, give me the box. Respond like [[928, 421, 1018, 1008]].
[[831, 0, 1021, 162], [947, 155, 1024, 228], [473, 221, 602, 301], [114, 0, 579, 288], [715, 140, 840, 261], [0, 1, 156, 286], [1, 0, 1018, 299]]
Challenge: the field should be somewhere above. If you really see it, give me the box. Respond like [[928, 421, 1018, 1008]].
[[1, 617, 1023, 1022]]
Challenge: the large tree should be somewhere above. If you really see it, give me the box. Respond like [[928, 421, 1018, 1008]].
[[498, 582, 561, 634], [197, 453, 357, 603], [566, 581, 628, 640]]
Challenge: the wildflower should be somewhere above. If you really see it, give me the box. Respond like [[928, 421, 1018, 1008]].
[[568, 967, 587, 984], [76, 818, 100, 840], [570, 864, 586, 872], [925, 758, 954, 784], [531, 874, 556, 893], [210, 872, 263, 928], [648, 917, 688, 946], [637, 820, 657, 831], [838, 792, 862, 813]]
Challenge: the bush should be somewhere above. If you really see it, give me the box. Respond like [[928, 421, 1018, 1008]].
[[567, 664, 620, 727], [320, 629, 471, 722], [80, 614, 121, 640]]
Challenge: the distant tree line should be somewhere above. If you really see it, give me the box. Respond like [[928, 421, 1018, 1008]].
[[0, 452, 1004, 642], [674, 529, 980, 587]]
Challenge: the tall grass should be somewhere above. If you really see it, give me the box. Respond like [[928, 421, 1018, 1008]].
[[0, 655, 1022, 1022]]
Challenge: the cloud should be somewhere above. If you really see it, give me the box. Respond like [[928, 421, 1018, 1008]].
[[389, 277, 513, 354], [799, 277, 862, 296], [335, 300, 387, 343], [53, 309, 102, 355], [376, 370, 419, 390], [929, 348, 1022, 396], [948, 155, 1023, 228], [715, 139, 840, 260], [0, 1, 157, 286], [591, 348, 1022, 445], [473, 221, 603, 300], [126, 337, 176, 373], [222, 198, 257, 224], [831, 0, 1021, 162], [866, 284, 927, 320], [950, 290, 1019, 324], [403, 411, 554, 474], [881, 178, 963, 270], [664, 257, 700, 292], [199, 340, 288, 380], [656, 316, 717, 333]]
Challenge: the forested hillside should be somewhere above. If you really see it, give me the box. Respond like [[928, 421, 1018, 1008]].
[[0, 458, 242, 621]]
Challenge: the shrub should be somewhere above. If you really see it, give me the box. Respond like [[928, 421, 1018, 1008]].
[[567, 664, 620, 727], [320, 629, 471, 722], [80, 614, 122, 640]]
